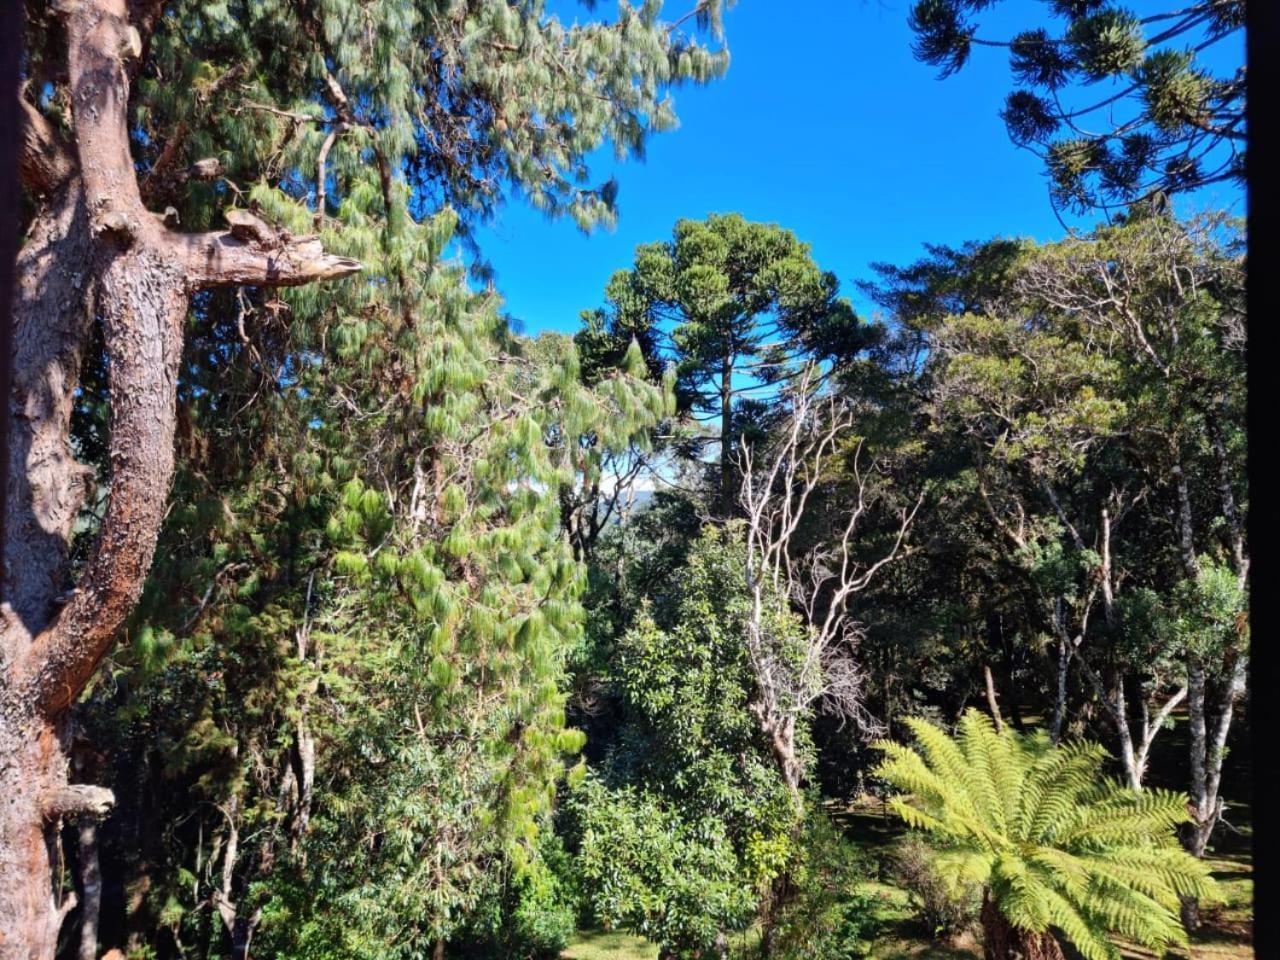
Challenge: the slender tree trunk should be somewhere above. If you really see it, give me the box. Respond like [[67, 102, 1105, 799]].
[[979, 893, 1065, 960], [1, 3, 359, 954], [719, 350, 734, 517], [983, 664, 1004, 734], [990, 613, 1025, 732], [1050, 637, 1069, 744], [751, 705, 804, 957], [76, 821, 102, 960], [1110, 669, 1143, 792]]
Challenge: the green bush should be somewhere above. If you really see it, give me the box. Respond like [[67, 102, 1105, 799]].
[[766, 812, 883, 959], [566, 775, 757, 958], [456, 832, 582, 959]]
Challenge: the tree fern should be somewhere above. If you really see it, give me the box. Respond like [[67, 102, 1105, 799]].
[[873, 709, 1215, 960]]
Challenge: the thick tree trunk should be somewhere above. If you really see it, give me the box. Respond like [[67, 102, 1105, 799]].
[[0, 717, 68, 960], [979, 895, 1065, 960], [2, 3, 359, 955]]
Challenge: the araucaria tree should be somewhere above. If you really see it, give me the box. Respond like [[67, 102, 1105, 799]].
[[5, 0, 731, 955], [874, 709, 1216, 960], [907, 0, 1245, 211], [577, 213, 870, 515]]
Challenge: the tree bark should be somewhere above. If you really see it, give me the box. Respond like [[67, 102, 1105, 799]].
[[1049, 635, 1070, 744], [979, 894, 1065, 960], [0, 3, 359, 956], [982, 663, 1004, 734]]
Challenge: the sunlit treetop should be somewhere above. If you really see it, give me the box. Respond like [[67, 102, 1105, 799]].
[[907, 0, 1245, 214]]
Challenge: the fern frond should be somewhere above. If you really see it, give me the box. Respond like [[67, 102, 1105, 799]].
[[871, 709, 1217, 960]]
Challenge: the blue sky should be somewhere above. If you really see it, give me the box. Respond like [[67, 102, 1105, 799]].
[[470, 0, 1245, 336]]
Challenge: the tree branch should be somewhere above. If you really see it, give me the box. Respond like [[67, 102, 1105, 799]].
[[18, 96, 76, 194], [41, 784, 115, 821], [177, 230, 362, 291]]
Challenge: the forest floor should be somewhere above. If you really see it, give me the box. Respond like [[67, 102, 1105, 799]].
[[562, 929, 657, 960]]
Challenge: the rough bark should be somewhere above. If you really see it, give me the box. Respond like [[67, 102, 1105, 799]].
[[979, 895, 1066, 960], [0, 2, 360, 955]]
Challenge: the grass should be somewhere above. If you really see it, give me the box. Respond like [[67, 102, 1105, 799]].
[[562, 929, 659, 960]]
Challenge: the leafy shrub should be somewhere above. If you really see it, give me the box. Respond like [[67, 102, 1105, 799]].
[[767, 812, 884, 959], [454, 832, 581, 959], [887, 835, 979, 940], [566, 775, 756, 958]]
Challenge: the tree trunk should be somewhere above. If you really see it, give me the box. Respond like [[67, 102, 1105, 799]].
[[1049, 637, 1070, 744], [76, 821, 102, 960], [1109, 668, 1143, 792], [719, 350, 734, 517], [983, 663, 1004, 734], [1, 4, 360, 956], [979, 894, 1065, 960], [0, 717, 68, 960], [989, 612, 1025, 732]]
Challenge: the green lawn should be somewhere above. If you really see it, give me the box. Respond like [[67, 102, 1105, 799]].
[[562, 930, 659, 960]]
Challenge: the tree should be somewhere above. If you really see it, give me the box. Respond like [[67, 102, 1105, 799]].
[[569, 527, 797, 958], [570, 777, 758, 960], [907, 0, 1245, 212], [557, 339, 676, 561], [4, 3, 360, 951], [577, 213, 870, 515], [5, 0, 732, 954], [738, 366, 921, 797], [874, 709, 1216, 960], [998, 211, 1247, 927], [893, 214, 1246, 824], [66, 211, 670, 957]]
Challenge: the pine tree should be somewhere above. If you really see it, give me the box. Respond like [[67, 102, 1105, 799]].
[[74, 201, 672, 957], [7, 0, 732, 955], [874, 709, 1216, 960]]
